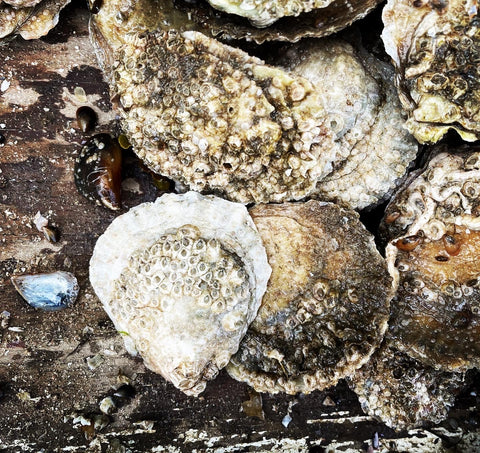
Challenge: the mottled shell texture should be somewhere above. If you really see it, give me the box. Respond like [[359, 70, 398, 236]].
[[227, 201, 393, 394], [89, 192, 271, 396], [383, 0, 480, 143], [92, 14, 416, 208], [383, 150, 480, 371], [349, 341, 465, 431]]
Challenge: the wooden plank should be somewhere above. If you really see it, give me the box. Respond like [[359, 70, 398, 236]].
[[0, 4, 479, 452]]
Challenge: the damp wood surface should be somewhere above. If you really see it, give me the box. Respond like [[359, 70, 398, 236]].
[[0, 3, 480, 452]]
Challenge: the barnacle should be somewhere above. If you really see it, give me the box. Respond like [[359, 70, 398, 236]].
[[349, 340, 465, 430], [277, 39, 418, 209], [89, 192, 271, 396], [383, 149, 480, 371], [227, 201, 392, 394], [0, 0, 71, 41], [382, 0, 480, 143]]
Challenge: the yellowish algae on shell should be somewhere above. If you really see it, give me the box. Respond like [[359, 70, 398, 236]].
[[89, 192, 271, 396], [382, 0, 480, 143], [227, 201, 393, 394]]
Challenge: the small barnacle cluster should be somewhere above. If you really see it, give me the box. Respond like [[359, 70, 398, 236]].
[[0, 0, 71, 41], [383, 0, 480, 143]]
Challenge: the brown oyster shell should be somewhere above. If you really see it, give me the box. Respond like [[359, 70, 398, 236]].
[[383, 149, 480, 371], [348, 340, 465, 431], [89, 192, 271, 396], [277, 39, 418, 209], [0, 0, 71, 41], [226, 201, 393, 395], [90, 0, 383, 45], [382, 0, 480, 143]]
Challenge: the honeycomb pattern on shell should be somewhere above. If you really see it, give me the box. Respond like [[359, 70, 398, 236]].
[[383, 150, 480, 371], [349, 341, 465, 431], [227, 201, 393, 394], [112, 29, 339, 204], [383, 0, 480, 143], [89, 192, 271, 396]]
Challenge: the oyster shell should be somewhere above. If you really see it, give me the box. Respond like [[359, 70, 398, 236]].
[[90, 0, 383, 45], [349, 340, 465, 430], [0, 0, 71, 41], [89, 192, 271, 396], [382, 0, 480, 143], [227, 201, 393, 394], [277, 39, 418, 209], [91, 7, 416, 208], [383, 149, 480, 371]]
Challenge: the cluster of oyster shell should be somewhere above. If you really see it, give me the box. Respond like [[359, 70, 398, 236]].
[[6, 0, 480, 434]]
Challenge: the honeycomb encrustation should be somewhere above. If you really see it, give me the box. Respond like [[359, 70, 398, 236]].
[[277, 39, 418, 209], [383, 150, 480, 371], [348, 340, 465, 431], [89, 192, 271, 396], [382, 0, 480, 143], [205, 0, 334, 28], [226, 201, 393, 394], [111, 29, 341, 204], [0, 0, 71, 40]]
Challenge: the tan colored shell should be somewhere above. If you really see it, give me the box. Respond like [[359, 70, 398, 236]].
[[278, 39, 418, 209], [382, 0, 480, 143], [383, 150, 480, 371], [1, 0, 42, 7], [108, 29, 339, 204], [227, 201, 393, 394], [89, 192, 271, 396], [205, 0, 334, 28], [348, 340, 465, 431], [0, 0, 70, 40]]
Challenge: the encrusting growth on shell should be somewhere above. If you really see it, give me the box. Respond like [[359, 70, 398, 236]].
[[227, 201, 393, 394], [89, 192, 271, 396], [348, 340, 465, 431], [382, 0, 480, 143], [383, 148, 480, 371]]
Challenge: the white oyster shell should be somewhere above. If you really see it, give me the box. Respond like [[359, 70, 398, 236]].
[[89, 192, 271, 396]]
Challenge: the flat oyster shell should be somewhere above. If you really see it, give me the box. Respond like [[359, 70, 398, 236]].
[[91, 0, 383, 45], [383, 150, 480, 371], [382, 0, 480, 143], [348, 340, 465, 430], [277, 39, 418, 209], [0, 0, 71, 41], [227, 201, 393, 394], [99, 29, 341, 204], [205, 0, 335, 28], [89, 192, 271, 396]]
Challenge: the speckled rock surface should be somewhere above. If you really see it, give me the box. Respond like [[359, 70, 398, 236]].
[[227, 201, 393, 394], [90, 192, 271, 396], [383, 149, 480, 371], [382, 0, 480, 143]]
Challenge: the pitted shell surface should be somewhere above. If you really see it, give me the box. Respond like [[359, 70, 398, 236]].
[[227, 201, 393, 394], [382, 0, 480, 143], [89, 192, 271, 396]]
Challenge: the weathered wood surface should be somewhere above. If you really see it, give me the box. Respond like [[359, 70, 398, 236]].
[[0, 3, 479, 452]]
